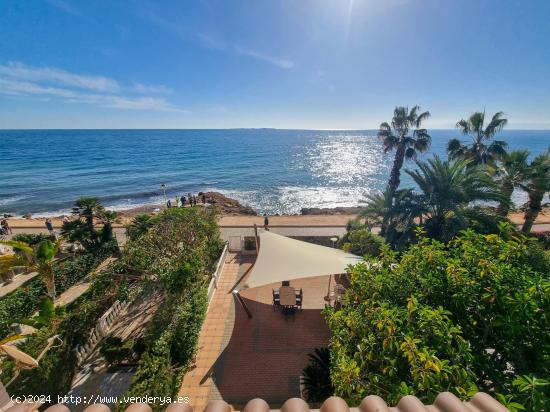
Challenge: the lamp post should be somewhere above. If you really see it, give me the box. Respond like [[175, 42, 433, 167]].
[[330, 236, 338, 248], [161, 183, 167, 205]]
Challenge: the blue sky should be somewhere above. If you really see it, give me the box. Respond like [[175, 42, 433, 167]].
[[1, 0, 550, 129]]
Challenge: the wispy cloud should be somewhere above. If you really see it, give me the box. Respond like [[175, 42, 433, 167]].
[[139, 9, 294, 70], [233, 46, 294, 70], [0, 61, 119, 92], [45, 0, 82, 17], [133, 82, 173, 95], [0, 62, 184, 112], [196, 33, 295, 69]]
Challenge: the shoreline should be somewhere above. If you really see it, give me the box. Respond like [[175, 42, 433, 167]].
[[3, 191, 550, 229]]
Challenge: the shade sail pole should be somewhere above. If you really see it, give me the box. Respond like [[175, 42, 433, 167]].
[[326, 274, 332, 303], [233, 290, 252, 318]]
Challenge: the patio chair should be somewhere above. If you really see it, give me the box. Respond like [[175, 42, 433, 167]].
[[295, 288, 303, 310], [272, 288, 280, 310]]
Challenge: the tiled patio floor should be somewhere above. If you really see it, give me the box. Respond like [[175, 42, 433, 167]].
[[179, 253, 332, 411]]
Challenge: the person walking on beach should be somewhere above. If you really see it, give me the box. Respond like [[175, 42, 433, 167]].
[[45, 218, 55, 238], [175, 195, 180, 208], [167, 199, 172, 209], [202, 194, 206, 204], [263, 213, 269, 230], [181, 196, 186, 207]]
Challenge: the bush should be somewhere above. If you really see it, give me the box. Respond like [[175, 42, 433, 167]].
[[326, 230, 550, 409], [12, 233, 54, 245], [341, 229, 385, 257], [100, 337, 135, 366]]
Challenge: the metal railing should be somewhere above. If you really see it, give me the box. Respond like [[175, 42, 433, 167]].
[[207, 241, 229, 304]]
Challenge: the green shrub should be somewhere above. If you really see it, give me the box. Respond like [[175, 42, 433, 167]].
[[12, 233, 54, 245], [326, 296, 476, 405], [170, 286, 208, 366], [100, 337, 135, 366], [120, 333, 176, 411], [327, 230, 550, 409], [125, 214, 153, 241], [341, 229, 385, 257]]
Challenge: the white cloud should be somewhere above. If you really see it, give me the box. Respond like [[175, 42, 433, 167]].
[[233, 46, 294, 70], [133, 82, 173, 95], [0, 61, 120, 92], [0, 63, 184, 113]]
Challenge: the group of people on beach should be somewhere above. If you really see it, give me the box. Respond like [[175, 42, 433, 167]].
[[166, 193, 207, 209]]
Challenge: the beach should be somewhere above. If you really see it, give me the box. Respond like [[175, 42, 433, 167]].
[[4, 194, 550, 230]]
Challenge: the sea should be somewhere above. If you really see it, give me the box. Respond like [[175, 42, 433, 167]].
[[1, 129, 549, 217]]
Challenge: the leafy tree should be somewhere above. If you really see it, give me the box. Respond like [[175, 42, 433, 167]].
[[405, 156, 504, 242], [327, 230, 549, 408], [301, 347, 334, 403], [61, 197, 118, 253], [0, 238, 62, 299], [447, 111, 508, 165], [378, 106, 431, 199], [326, 293, 476, 405], [495, 150, 530, 216], [519, 149, 550, 233]]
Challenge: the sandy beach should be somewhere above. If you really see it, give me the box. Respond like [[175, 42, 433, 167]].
[[4, 202, 550, 230]]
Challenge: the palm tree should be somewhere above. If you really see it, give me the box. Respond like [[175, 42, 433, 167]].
[[61, 197, 117, 251], [301, 347, 333, 403], [378, 106, 431, 198], [495, 150, 530, 216], [361, 187, 394, 235], [0, 238, 62, 300], [361, 187, 423, 247], [519, 150, 550, 233], [405, 156, 504, 242], [447, 111, 508, 165]]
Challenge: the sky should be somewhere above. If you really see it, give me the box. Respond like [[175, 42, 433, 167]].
[[1, 0, 550, 129]]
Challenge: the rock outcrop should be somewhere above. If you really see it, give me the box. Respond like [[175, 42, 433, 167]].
[[200, 192, 257, 215]]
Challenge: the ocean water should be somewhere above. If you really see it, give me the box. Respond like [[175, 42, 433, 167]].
[[1, 129, 549, 216]]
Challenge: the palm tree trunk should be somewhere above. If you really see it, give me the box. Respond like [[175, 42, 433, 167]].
[[42, 266, 56, 300], [522, 192, 544, 233], [496, 182, 514, 216], [388, 145, 405, 197]]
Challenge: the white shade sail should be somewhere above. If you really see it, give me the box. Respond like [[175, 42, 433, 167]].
[[240, 230, 363, 290]]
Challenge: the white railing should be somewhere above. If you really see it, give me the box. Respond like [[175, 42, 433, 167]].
[[207, 242, 229, 304], [74, 299, 130, 365]]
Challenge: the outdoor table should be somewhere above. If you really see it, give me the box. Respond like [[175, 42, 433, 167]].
[[279, 286, 296, 307]]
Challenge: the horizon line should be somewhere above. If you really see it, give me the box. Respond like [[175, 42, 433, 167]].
[[2, 127, 550, 131]]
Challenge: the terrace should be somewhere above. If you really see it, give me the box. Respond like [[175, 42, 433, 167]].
[[180, 230, 358, 411]]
